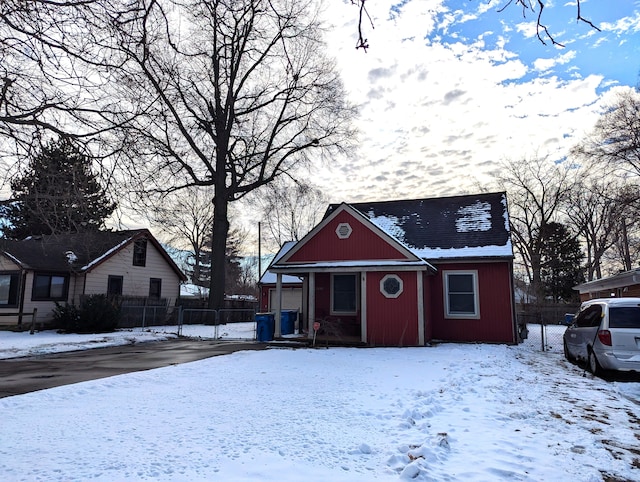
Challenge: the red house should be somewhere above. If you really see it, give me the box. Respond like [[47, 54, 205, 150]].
[[269, 192, 517, 345]]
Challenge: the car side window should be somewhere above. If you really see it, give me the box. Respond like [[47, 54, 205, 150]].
[[575, 305, 602, 327]]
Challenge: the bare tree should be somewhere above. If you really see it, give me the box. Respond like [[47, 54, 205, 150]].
[[351, 0, 601, 51], [496, 155, 576, 301], [0, 0, 120, 162], [254, 176, 328, 250], [574, 90, 640, 178], [148, 186, 215, 288], [564, 176, 629, 281], [602, 185, 640, 273], [101, 0, 356, 310]]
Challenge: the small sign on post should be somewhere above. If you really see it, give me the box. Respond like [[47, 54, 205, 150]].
[[312, 321, 320, 347]]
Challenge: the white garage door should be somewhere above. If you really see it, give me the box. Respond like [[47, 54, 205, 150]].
[[269, 288, 303, 312]]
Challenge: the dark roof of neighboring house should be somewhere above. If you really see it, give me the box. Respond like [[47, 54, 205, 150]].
[[0, 229, 187, 280], [326, 191, 513, 261]]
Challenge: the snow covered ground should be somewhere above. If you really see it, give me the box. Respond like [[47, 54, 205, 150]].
[[0, 322, 255, 359], [1, 325, 640, 481]]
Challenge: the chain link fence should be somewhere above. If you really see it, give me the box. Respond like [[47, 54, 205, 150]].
[[517, 304, 579, 353], [115, 297, 259, 340]]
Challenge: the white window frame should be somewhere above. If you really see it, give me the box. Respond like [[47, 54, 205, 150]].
[[380, 274, 403, 299], [331, 273, 358, 315], [443, 270, 480, 319]]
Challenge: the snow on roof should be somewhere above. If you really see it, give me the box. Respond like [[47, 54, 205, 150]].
[[455, 201, 491, 232], [272, 259, 433, 272], [81, 236, 133, 271], [354, 192, 513, 261], [259, 241, 304, 284], [259, 272, 303, 285]]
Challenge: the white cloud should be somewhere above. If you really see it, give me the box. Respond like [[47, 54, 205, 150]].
[[315, 1, 633, 203], [515, 21, 538, 39], [600, 13, 640, 34], [532, 50, 577, 72]]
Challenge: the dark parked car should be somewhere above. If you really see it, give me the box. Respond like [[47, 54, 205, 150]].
[[563, 298, 640, 375]]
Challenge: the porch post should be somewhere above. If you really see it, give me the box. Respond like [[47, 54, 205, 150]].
[[417, 271, 425, 345], [302, 277, 309, 334], [308, 272, 315, 339], [275, 273, 282, 337], [360, 272, 367, 343]]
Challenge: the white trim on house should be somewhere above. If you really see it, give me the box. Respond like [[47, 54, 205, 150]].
[[417, 271, 425, 345], [277, 203, 430, 267], [443, 269, 480, 319], [361, 272, 367, 343]]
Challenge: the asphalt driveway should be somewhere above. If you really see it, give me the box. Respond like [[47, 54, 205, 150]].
[[0, 338, 266, 398]]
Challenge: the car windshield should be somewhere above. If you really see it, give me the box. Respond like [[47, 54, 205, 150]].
[[608, 307, 640, 329]]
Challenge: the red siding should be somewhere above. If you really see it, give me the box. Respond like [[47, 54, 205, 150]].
[[287, 210, 409, 263], [367, 272, 419, 346], [314, 273, 331, 319], [423, 273, 434, 342], [314, 273, 359, 323], [429, 262, 515, 343]]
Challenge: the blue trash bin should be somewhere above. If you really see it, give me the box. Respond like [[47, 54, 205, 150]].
[[281, 310, 298, 335], [255, 313, 275, 342]]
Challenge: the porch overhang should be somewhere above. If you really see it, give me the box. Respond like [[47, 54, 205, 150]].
[[271, 259, 437, 275]]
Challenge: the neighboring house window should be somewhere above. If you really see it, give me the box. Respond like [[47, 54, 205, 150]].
[[332, 273, 357, 314], [133, 238, 147, 267], [107, 275, 124, 296], [380, 274, 403, 299], [0, 272, 20, 307], [444, 270, 479, 319], [32, 273, 68, 301], [149, 278, 162, 299]]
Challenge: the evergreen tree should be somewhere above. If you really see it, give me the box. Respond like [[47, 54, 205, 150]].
[[2, 137, 116, 239], [540, 222, 585, 303], [186, 225, 244, 295]]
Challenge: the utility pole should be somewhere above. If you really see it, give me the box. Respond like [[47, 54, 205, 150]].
[[258, 221, 262, 281]]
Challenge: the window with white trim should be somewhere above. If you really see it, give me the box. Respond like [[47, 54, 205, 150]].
[[444, 270, 479, 318], [380, 274, 403, 298], [332, 273, 357, 314]]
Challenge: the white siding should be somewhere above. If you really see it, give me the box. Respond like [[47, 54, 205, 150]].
[[0, 255, 20, 271], [1, 271, 64, 326], [0, 240, 182, 326], [84, 241, 181, 302]]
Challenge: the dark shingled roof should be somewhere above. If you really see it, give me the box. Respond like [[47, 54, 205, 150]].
[[0, 229, 186, 279], [327, 192, 512, 260]]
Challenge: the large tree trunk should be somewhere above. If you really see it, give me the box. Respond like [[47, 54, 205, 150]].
[[209, 192, 229, 310]]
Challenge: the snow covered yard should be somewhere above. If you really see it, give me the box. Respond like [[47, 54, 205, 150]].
[[0, 323, 255, 359], [1, 328, 640, 481]]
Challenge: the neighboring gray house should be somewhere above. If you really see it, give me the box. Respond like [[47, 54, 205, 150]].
[[574, 268, 640, 301], [0, 229, 186, 326]]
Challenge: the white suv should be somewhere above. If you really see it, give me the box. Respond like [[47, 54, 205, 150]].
[[563, 298, 640, 375]]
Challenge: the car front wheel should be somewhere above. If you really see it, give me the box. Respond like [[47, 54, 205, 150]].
[[588, 349, 601, 375]]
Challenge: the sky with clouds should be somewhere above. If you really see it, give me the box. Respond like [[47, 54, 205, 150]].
[[309, 0, 640, 204]]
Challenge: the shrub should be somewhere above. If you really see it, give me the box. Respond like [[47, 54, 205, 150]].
[[56, 295, 121, 334], [53, 302, 81, 333]]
